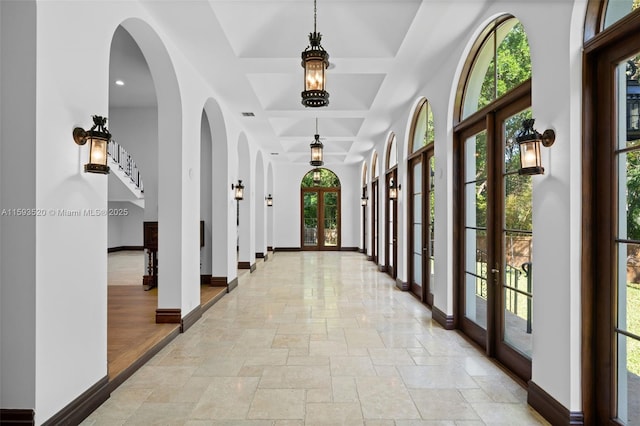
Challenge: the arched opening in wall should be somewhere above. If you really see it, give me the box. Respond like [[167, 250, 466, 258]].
[[584, 1, 640, 423], [255, 151, 266, 260], [453, 15, 533, 383], [361, 162, 368, 254], [106, 20, 182, 381], [407, 98, 436, 306], [385, 133, 398, 279], [301, 168, 341, 250], [203, 98, 230, 289], [371, 152, 379, 263], [199, 109, 227, 301], [237, 133, 253, 271]]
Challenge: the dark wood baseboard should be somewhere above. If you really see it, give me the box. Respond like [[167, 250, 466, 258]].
[[0, 409, 35, 425], [41, 376, 109, 426], [155, 308, 181, 324], [395, 278, 409, 291], [228, 277, 238, 292], [263, 253, 269, 261], [340, 247, 359, 251], [274, 247, 301, 252], [181, 305, 202, 333], [107, 245, 144, 253], [256, 252, 264, 259], [432, 305, 455, 330], [367, 255, 373, 261], [378, 265, 387, 272], [200, 274, 212, 285], [238, 261, 256, 272], [210, 276, 227, 287], [267, 246, 273, 251], [528, 381, 584, 425], [359, 248, 365, 253]]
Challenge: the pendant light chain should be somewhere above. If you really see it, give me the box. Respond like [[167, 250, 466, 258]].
[[313, 0, 317, 34]]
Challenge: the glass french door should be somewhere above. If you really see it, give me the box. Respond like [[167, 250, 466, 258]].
[[408, 148, 435, 305], [362, 185, 368, 253], [458, 90, 533, 381], [386, 169, 398, 278], [301, 188, 341, 250], [372, 179, 379, 263]]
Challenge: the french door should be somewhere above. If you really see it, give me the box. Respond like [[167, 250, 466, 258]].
[[590, 33, 640, 424], [362, 185, 367, 253], [371, 179, 379, 263], [456, 84, 533, 381], [385, 168, 398, 278], [408, 148, 435, 305], [301, 188, 341, 250]]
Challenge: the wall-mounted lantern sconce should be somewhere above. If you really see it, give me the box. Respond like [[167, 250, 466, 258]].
[[361, 196, 368, 206], [389, 179, 400, 200], [516, 119, 555, 176], [73, 115, 111, 174], [312, 168, 322, 185], [232, 180, 245, 200], [266, 194, 273, 206]]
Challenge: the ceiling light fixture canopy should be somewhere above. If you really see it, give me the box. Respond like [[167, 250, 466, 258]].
[[310, 118, 324, 166], [301, 0, 329, 107]]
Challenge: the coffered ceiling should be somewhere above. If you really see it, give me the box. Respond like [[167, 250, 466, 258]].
[[110, 0, 491, 166]]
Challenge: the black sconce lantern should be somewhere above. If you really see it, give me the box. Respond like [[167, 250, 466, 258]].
[[266, 194, 273, 206], [515, 119, 555, 176], [361, 196, 368, 206], [73, 115, 111, 174], [313, 168, 322, 185], [389, 179, 399, 200], [232, 180, 245, 200], [301, 0, 329, 107]]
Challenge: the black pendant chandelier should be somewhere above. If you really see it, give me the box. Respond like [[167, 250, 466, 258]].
[[301, 0, 329, 107], [310, 118, 324, 166]]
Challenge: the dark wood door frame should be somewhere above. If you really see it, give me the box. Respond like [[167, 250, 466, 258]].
[[453, 81, 532, 382], [371, 179, 379, 263], [385, 167, 398, 278], [583, 10, 640, 424], [300, 187, 341, 251]]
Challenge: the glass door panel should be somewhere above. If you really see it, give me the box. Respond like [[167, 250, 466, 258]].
[[428, 155, 436, 304], [616, 51, 640, 424], [411, 159, 423, 298], [323, 191, 338, 247], [501, 108, 533, 359], [303, 191, 318, 246], [464, 130, 488, 330]]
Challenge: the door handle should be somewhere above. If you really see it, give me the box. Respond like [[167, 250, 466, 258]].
[[491, 263, 500, 274]]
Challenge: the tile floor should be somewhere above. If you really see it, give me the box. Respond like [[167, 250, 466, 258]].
[[82, 251, 548, 425]]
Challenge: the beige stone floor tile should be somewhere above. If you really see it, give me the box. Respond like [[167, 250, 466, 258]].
[[84, 252, 546, 425], [247, 388, 306, 419], [305, 402, 364, 425], [409, 389, 481, 421], [356, 376, 421, 420]]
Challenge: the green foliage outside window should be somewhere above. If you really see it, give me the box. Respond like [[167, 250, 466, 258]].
[[301, 168, 340, 188]]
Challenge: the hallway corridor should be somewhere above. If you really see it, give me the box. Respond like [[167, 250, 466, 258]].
[[82, 252, 547, 425]]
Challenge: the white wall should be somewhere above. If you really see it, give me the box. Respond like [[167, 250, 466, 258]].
[[107, 201, 144, 248], [272, 163, 360, 249]]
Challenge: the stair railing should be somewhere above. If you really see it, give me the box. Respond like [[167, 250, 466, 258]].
[[107, 139, 144, 193]]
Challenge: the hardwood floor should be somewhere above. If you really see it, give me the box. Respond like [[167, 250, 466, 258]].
[[107, 282, 226, 385]]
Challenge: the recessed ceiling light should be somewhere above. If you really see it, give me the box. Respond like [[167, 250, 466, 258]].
[[270, 152, 279, 156], [115, 80, 125, 86]]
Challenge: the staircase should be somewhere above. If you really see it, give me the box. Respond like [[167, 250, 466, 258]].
[[108, 140, 144, 207]]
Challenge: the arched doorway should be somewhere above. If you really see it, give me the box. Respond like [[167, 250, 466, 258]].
[[453, 15, 534, 382], [301, 168, 341, 250], [385, 133, 398, 279]]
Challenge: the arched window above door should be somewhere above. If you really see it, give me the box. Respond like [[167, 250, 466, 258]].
[[386, 133, 397, 170], [372, 152, 379, 180], [459, 16, 531, 121], [301, 168, 340, 188], [603, 0, 640, 29], [410, 98, 435, 154], [362, 162, 368, 186]]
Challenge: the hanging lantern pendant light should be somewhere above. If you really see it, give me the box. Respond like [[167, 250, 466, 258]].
[[301, 0, 329, 107], [310, 118, 324, 166]]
